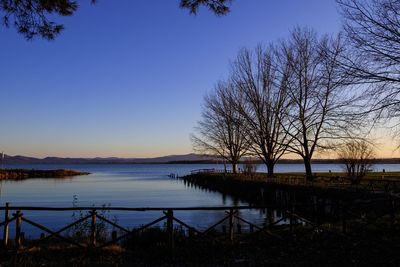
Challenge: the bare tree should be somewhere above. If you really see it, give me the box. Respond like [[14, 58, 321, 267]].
[[337, 0, 400, 85], [280, 28, 357, 180], [338, 140, 375, 184], [337, 0, 400, 135], [230, 45, 291, 177], [242, 159, 258, 178], [191, 82, 249, 173], [1, 0, 233, 40]]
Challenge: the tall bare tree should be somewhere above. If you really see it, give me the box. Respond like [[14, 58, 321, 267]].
[[230, 45, 291, 177], [280, 28, 357, 180], [337, 0, 400, 134], [191, 82, 249, 173]]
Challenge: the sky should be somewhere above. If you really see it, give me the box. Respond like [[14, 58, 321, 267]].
[[0, 0, 397, 158]]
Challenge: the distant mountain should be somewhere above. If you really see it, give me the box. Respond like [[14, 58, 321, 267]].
[[1, 153, 217, 164], [2, 153, 400, 164]]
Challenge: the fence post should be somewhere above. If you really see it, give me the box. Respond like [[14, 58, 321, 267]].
[[90, 210, 97, 247], [166, 209, 174, 249], [228, 208, 234, 241], [3, 202, 9, 248], [15, 210, 22, 249]]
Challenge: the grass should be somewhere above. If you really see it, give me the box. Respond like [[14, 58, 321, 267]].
[[3, 223, 400, 266]]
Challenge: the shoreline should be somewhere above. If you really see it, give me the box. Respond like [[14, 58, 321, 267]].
[[0, 169, 90, 180], [179, 171, 400, 204]]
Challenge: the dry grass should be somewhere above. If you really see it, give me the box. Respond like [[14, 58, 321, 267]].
[[2, 224, 400, 266]]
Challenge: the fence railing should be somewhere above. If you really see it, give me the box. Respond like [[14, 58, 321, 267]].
[[0, 198, 398, 251], [0, 204, 285, 250], [190, 169, 232, 175]]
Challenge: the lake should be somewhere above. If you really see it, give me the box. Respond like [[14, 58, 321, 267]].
[[0, 163, 399, 237]]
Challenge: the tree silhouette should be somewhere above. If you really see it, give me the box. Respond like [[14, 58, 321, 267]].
[[0, 0, 232, 40], [338, 140, 375, 184], [279, 28, 357, 180], [191, 81, 250, 174], [337, 0, 400, 141], [230, 45, 292, 178], [180, 0, 231, 15]]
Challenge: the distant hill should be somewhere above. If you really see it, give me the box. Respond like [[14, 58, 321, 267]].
[[1, 153, 217, 164], [1, 153, 400, 164]]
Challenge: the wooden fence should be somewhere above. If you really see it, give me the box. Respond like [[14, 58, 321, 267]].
[[190, 169, 232, 175], [0, 198, 398, 250]]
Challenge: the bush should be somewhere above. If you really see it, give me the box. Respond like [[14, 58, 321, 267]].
[[242, 161, 258, 177], [338, 140, 375, 184]]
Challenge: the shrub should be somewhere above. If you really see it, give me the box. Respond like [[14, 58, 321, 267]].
[[338, 140, 375, 184]]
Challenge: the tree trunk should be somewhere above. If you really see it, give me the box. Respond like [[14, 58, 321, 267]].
[[267, 162, 274, 178], [304, 157, 313, 181], [232, 162, 237, 174]]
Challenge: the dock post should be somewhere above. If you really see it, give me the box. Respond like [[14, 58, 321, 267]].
[[228, 208, 234, 241], [3, 202, 9, 248], [15, 210, 22, 249], [166, 209, 174, 249], [90, 209, 97, 247]]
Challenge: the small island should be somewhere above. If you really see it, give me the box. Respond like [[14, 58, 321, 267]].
[[0, 169, 90, 180]]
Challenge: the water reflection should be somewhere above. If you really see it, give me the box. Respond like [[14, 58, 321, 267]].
[[1, 163, 399, 237], [0, 164, 271, 236]]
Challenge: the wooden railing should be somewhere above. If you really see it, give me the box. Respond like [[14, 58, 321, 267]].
[[190, 169, 232, 175], [0, 204, 283, 250], [0, 198, 398, 250]]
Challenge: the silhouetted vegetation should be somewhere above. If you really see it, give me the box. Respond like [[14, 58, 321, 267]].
[[0, 169, 89, 180], [241, 160, 257, 177], [191, 82, 250, 173], [180, 0, 232, 16], [193, 27, 364, 180], [230, 44, 292, 177], [3, 221, 400, 266], [0, 0, 233, 40], [338, 140, 375, 184]]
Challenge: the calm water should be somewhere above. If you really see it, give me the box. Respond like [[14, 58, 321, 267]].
[[1, 163, 399, 237]]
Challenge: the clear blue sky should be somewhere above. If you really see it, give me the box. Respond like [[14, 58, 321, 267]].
[[0, 0, 342, 158]]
